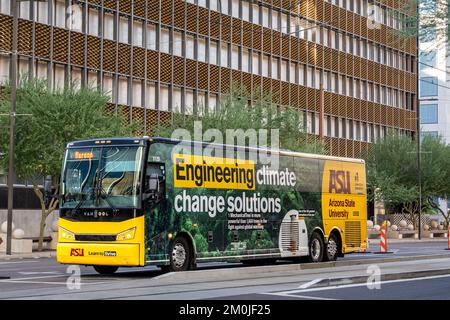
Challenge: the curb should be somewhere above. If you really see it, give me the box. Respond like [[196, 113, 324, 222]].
[[0, 251, 56, 260], [156, 253, 450, 284], [368, 238, 448, 244]]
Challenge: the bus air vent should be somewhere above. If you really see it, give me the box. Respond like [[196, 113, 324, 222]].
[[345, 221, 361, 247], [75, 234, 116, 242], [280, 219, 299, 252]]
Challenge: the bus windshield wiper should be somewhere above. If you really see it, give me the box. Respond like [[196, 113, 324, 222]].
[[68, 189, 93, 217], [94, 172, 119, 214]]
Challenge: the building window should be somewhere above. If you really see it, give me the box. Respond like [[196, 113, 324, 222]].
[[420, 24, 437, 42], [271, 57, 279, 80], [262, 7, 269, 28], [185, 89, 194, 115], [54, 0, 65, 27], [198, 37, 207, 63], [231, 45, 239, 70], [281, 60, 288, 82], [242, 49, 250, 73], [220, 42, 228, 67], [88, 8, 99, 36], [209, 40, 218, 65], [173, 87, 182, 113], [252, 4, 259, 24], [160, 28, 170, 54], [173, 31, 183, 57], [54, 64, 65, 90], [231, 0, 239, 18], [146, 24, 157, 50], [88, 71, 97, 88], [220, 0, 229, 14], [36, 1, 49, 24], [251, 51, 259, 75], [103, 74, 113, 101], [146, 82, 156, 109], [133, 21, 143, 47], [160, 85, 169, 111], [37, 61, 48, 80], [420, 77, 438, 97], [208, 94, 217, 113], [132, 80, 142, 107], [118, 77, 129, 105], [104, 13, 115, 40], [186, 34, 195, 60], [0, 0, 10, 15], [0, 55, 9, 83], [420, 104, 438, 124], [421, 131, 439, 140], [262, 55, 269, 77], [242, 1, 250, 22], [419, 51, 436, 70], [119, 17, 130, 44], [298, 65, 305, 85], [19, 1, 30, 19], [271, 10, 279, 31], [289, 62, 296, 83]]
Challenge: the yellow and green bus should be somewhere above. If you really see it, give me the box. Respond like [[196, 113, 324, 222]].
[[57, 137, 367, 274]]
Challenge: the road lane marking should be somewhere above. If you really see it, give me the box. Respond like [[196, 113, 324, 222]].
[[261, 291, 336, 300], [0, 279, 110, 286], [0, 260, 40, 265], [298, 278, 323, 289], [263, 273, 450, 298], [18, 272, 63, 275]]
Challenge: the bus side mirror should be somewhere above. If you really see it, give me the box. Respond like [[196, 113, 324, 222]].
[[144, 174, 162, 203], [147, 174, 160, 192]]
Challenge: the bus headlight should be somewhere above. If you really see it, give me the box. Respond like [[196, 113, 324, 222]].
[[116, 228, 136, 241], [60, 227, 75, 240]]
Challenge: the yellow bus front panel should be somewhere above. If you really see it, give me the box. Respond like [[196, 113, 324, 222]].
[[57, 215, 145, 267]]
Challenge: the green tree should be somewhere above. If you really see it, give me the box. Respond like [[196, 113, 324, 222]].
[[367, 132, 450, 227], [154, 87, 324, 154], [400, 0, 450, 54], [0, 78, 134, 250], [421, 135, 450, 226]]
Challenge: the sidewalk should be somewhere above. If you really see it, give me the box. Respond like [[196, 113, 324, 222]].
[[368, 237, 449, 245], [0, 250, 56, 260]]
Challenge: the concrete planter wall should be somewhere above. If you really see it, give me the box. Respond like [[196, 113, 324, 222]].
[[0, 210, 59, 238]]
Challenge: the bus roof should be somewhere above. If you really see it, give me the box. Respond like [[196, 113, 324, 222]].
[[67, 136, 365, 164]]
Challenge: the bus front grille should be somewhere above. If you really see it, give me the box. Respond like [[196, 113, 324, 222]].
[[280, 221, 299, 251], [75, 234, 116, 242], [345, 221, 361, 247]]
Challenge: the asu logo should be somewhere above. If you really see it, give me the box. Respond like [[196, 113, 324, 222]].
[[329, 170, 351, 194], [70, 248, 84, 257]]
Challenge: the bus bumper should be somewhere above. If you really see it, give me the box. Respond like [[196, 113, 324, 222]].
[[57, 242, 141, 266]]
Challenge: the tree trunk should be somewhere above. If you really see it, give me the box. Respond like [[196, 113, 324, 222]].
[[37, 210, 47, 252], [32, 184, 58, 252], [428, 197, 449, 228]]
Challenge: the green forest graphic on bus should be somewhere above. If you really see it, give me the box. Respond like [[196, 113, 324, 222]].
[[144, 141, 324, 261]]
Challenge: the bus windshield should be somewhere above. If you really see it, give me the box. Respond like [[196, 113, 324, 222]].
[[61, 145, 144, 209]]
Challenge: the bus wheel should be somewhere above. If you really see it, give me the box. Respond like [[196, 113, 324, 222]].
[[324, 233, 339, 262], [93, 265, 119, 275], [169, 237, 191, 272], [308, 232, 324, 263]]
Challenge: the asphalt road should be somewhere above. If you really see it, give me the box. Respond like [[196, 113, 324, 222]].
[[0, 240, 449, 300], [213, 274, 450, 300]]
